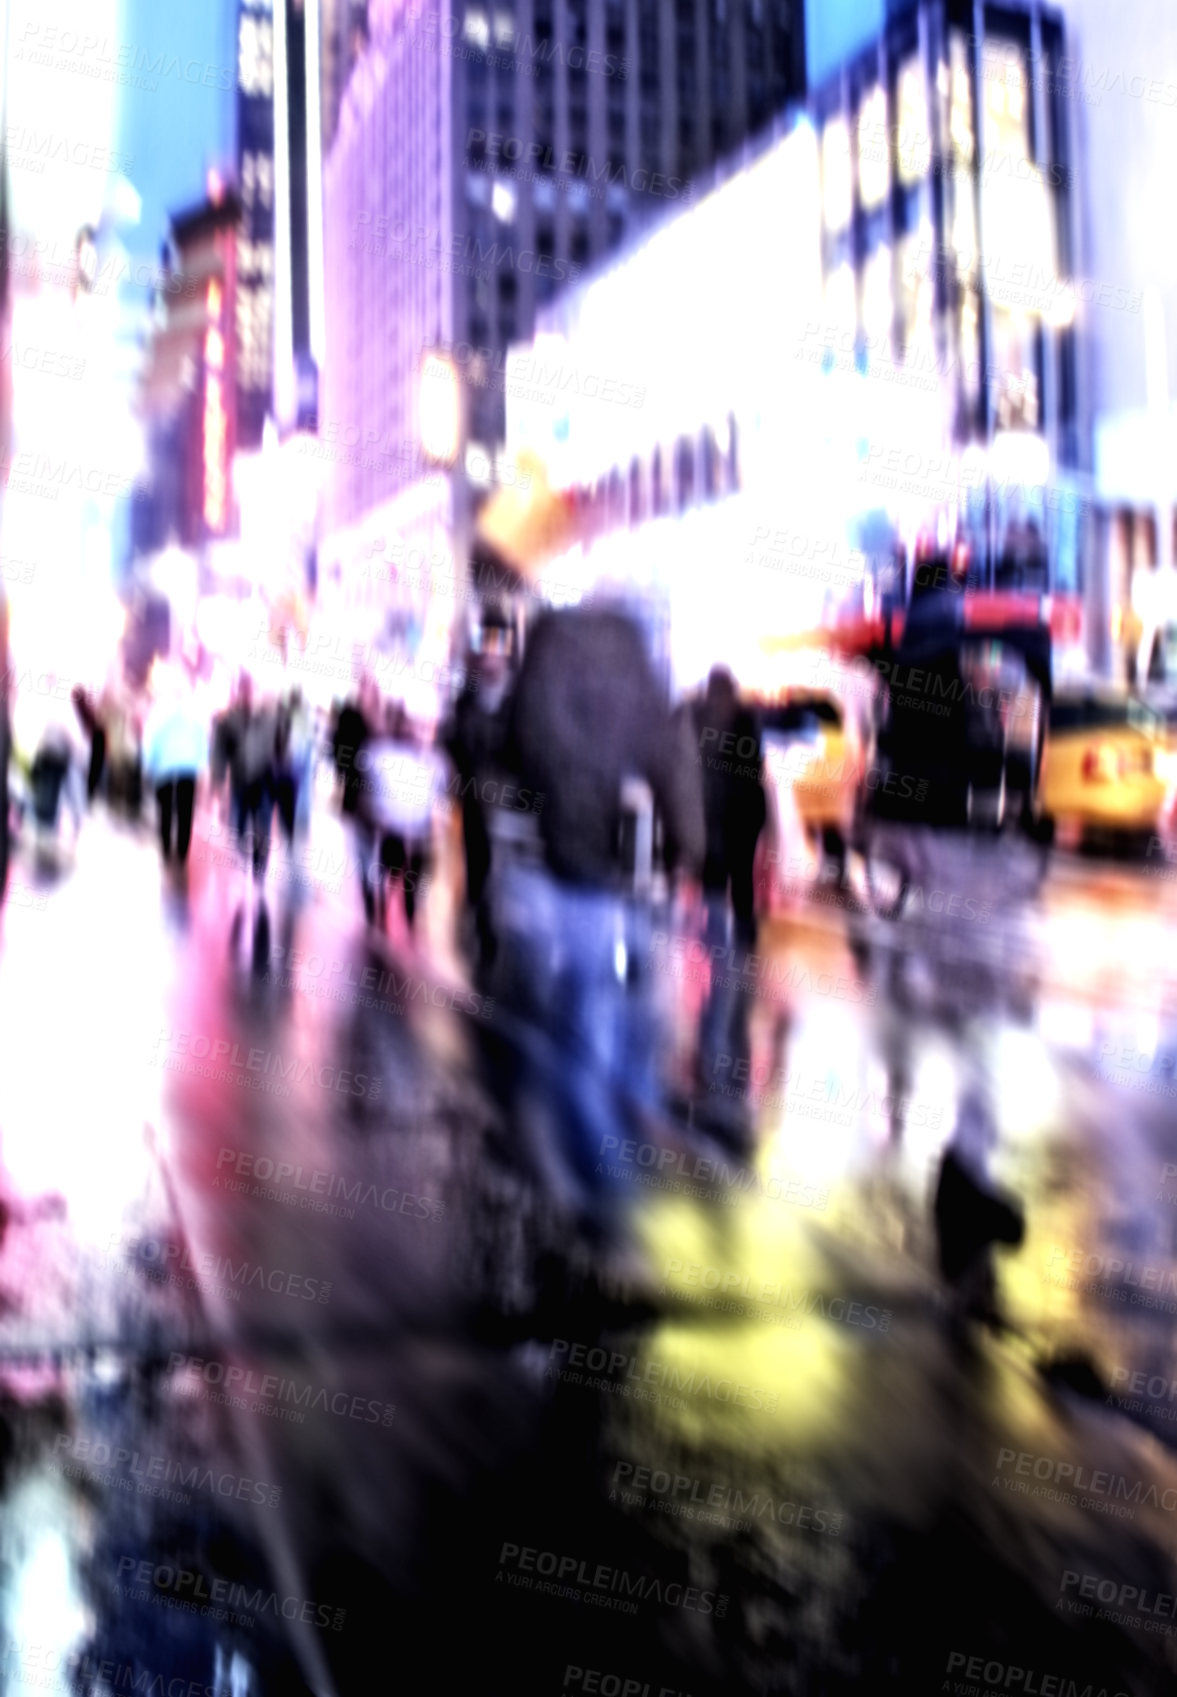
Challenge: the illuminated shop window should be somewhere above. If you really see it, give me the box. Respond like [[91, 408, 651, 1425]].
[[239, 15, 274, 97], [948, 33, 974, 164], [896, 59, 931, 184], [861, 245, 894, 358], [857, 87, 889, 211], [464, 10, 490, 52], [821, 118, 852, 235], [899, 224, 935, 360], [237, 285, 273, 389], [959, 287, 980, 403], [992, 307, 1039, 430], [952, 171, 978, 281], [983, 41, 1029, 156]]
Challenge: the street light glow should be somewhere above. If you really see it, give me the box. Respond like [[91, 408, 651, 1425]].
[[419, 352, 461, 468]]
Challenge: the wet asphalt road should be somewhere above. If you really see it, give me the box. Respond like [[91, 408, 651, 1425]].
[[1, 806, 1177, 1694]]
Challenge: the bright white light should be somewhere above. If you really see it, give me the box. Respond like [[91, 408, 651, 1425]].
[[897, 59, 931, 184], [420, 353, 461, 466], [991, 429, 1050, 490], [492, 180, 517, 223], [857, 87, 889, 210], [821, 119, 852, 234], [823, 262, 856, 335], [862, 246, 893, 353], [465, 442, 492, 487], [991, 1028, 1059, 1137], [464, 7, 490, 49]]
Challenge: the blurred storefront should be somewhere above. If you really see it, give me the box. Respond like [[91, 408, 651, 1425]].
[[484, 0, 1086, 694], [3, 0, 139, 692], [809, 0, 1083, 599]]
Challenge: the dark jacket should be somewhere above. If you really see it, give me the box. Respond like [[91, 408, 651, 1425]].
[[213, 704, 278, 794], [443, 678, 512, 797], [693, 695, 766, 866], [507, 607, 705, 887], [330, 701, 371, 818]]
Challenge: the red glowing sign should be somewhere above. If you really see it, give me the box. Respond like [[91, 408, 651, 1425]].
[[203, 277, 228, 531]]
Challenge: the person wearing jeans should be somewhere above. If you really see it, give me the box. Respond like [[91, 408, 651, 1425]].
[[488, 605, 705, 1249]]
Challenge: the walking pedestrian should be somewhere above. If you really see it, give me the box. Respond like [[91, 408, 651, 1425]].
[[361, 701, 449, 938], [442, 604, 515, 972], [11, 674, 87, 856], [71, 686, 107, 803], [331, 678, 378, 923], [490, 602, 705, 1246], [212, 673, 278, 882], [142, 664, 209, 869], [692, 666, 767, 948], [273, 686, 313, 849]]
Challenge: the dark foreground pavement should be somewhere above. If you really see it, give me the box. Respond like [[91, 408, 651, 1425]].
[[0, 811, 1176, 1695]]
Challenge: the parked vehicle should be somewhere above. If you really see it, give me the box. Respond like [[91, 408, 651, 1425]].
[[856, 593, 1053, 916], [1036, 689, 1176, 853], [760, 688, 867, 881]]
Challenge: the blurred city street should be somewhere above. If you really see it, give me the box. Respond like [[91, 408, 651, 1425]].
[[1, 804, 1177, 1694], [6, 0, 1177, 1689]]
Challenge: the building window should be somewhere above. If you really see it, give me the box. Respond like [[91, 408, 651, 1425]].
[[896, 57, 931, 184], [238, 15, 273, 97], [241, 151, 274, 210], [236, 284, 272, 389], [857, 86, 889, 210], [464, 9, 490, 51]]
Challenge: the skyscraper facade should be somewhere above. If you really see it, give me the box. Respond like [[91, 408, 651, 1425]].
[[235, 0, 277, 451], [319, 0, 806, 630]]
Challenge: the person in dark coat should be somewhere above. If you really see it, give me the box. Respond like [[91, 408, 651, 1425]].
[[211, 674, 279, 879], [490, 602, 705, 1243], [442, 604, 514, 969], [71, 686, 106, 802], [331, 680, 378, 922], [693, 666, 767, 947]]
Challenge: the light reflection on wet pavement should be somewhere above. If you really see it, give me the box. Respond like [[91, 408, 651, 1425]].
[[2, 814, 1177, 1692]]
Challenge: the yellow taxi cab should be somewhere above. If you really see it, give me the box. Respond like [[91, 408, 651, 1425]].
[[1036, 689, 1177, 847], [760, 689, 867, 858]]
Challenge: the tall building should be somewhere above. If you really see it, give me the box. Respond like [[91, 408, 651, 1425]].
[[137, 192, 241, 552], [1046, 0, 1177, 680], [234, 0, 325, 447], [319, 0, 807, 646], [807, 0, 1081, 591], [320, 0, 368, 153], [236, 0, 277, 451]]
